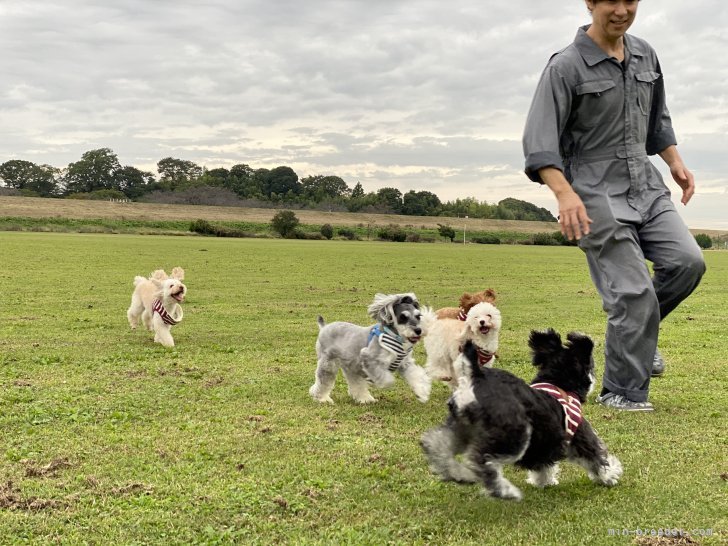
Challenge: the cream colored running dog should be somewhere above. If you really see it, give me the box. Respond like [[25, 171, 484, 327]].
[[127, 267, 186, 347]]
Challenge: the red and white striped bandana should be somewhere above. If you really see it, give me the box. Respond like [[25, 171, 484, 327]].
[[530, 382, 583, 440], [152, 299, 180, 325]]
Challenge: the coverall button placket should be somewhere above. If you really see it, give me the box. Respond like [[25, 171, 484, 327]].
[[623, 53, 643, 213]]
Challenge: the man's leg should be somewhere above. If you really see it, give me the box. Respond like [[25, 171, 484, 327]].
[[582, 221, 659, 403], [639, 200, 706, 320]]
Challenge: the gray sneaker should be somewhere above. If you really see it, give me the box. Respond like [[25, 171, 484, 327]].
[[652, 350, 665, 377], [596, 392, 654, 412]]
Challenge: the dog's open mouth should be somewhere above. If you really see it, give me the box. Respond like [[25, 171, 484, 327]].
[[408, 336, 421, 343], [479, 326, 491, 335], [172, 291, 185, 302]]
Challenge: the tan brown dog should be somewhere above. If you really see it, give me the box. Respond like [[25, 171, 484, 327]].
[[436, 289, 497, 320], [127, 267, 186, 347]]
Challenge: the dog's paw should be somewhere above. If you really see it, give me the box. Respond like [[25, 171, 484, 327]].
[[483, 483, 523, 501], [526, 466, 560, 488], [414, 385, 431, 403], [309, 386, 334, 404], [353, 393, 377, 404]]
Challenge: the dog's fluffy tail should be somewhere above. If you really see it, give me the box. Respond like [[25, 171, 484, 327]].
[[317, 316, 326, 329], [133, 275, 147, 287], [461, 340, 485, 378]]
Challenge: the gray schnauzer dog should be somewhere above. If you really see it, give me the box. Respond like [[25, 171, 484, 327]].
[[309, 293, 432, 404]]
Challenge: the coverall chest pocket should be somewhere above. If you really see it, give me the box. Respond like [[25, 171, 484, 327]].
[[575, 79, 618, 128], [635, 71, 661, 116]]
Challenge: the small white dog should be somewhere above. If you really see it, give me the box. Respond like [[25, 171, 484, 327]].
[[127, 267, 186, 347], [310, 293, 432, 404], [422, 301, 502, 386]]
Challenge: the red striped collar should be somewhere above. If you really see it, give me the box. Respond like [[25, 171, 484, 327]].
[[530, 382, 583, 440], [457, 308, 467, 321]]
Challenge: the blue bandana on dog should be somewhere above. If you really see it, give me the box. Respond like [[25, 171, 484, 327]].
[[368, 324, 412, 371]]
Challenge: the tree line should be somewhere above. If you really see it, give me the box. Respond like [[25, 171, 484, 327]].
[[0, 147, 556, 222]]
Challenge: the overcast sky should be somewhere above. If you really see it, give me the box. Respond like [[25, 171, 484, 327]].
[[1, 1, 726, 228]]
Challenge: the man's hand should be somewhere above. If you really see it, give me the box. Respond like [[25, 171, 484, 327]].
[[669, 162, 695, 205], [556, 189, 593, 241], [539, 167, 593, 241], [660, 145, 695, 205]]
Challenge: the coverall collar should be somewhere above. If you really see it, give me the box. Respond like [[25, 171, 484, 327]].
[[574, 25, 646, 67]]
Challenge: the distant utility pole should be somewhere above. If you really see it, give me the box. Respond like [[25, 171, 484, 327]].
[[463, 216, 468, 245]]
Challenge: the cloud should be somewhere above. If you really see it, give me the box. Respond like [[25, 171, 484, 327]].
[[0, 0, 726, 228]]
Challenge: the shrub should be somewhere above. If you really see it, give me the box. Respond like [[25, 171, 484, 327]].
[[377, 225, 407, 242], [472, 234, 501, 245], [406, 233, 421, 243], [292, 229, 324, 240], [531, 232, 561, 246], [550, 231, 578, 246], [66, 189, 127, 201], [437, 224, 456, 242], [271, 210, 300, 238], [189, 219, 247, 238], [190, 219, 215, 235], [320, 223, 334, 240], [337, 227, 358, 240], [694, 233, 712, 249]]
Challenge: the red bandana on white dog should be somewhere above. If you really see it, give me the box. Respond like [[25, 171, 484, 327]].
[[153, 299, 180, 325], [530, 383, 583, 440], [476, 348, 494, 367]]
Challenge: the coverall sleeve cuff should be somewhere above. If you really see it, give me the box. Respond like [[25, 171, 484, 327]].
[[524, 151, 564, 183], [646, 131, 677, 156]]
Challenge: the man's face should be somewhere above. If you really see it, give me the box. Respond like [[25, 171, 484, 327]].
[[587, 0, 639, 41]]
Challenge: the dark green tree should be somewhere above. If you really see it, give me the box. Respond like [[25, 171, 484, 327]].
[[114, 166, 156, 199], [64, 148, 121, 194], [0, 160, 59, 196], [351, 182, 365, 198], [204, 167, 230, 186], [402, 190, 441, 216], [263, 166, 300, 198], [301, 175, 350, 201], [157, 157, 202, 191], [375, 187, 403, 213], [227, 164, 261, 197]]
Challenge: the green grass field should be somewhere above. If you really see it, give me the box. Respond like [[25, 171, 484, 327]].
[[0, 232, 725, 545]]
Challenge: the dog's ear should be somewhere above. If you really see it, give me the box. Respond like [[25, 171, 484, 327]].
[[566, 332, 594, 361], [150, 278, 163, 289], [459, 292, 475, 310], [528, 329, 563, 367], [368, 293, 394, 323], [483, 288, 497, 303], [171, 267, 185, 280]]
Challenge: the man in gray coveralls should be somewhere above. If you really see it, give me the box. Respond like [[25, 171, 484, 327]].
[[522, 0, 705, 411]]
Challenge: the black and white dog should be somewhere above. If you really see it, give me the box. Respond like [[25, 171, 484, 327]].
[[421, 329, 622, 500], [309, 293, 432, 404]]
